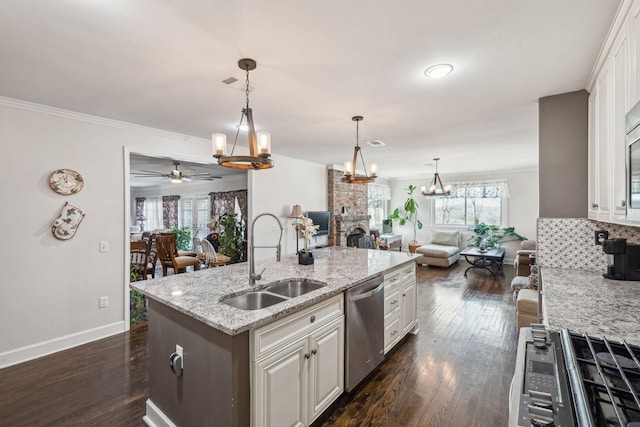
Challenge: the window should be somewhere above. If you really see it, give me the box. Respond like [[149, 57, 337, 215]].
[[180, 196, 210, 239], [433, 180, 508, 226], [144, 197, 163, 230], [368, 183, 391, 230]]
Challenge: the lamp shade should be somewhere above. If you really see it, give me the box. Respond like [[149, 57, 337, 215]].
[[289, 204, 303, 218]]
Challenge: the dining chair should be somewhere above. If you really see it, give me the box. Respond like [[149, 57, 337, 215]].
[[130, 240, 150, 281], [155, 235, 201, 276], [200, 238, 231, 267], [145, 233, 158, 279], [192, 237, 203, 256], [160, 232, 197, 257]]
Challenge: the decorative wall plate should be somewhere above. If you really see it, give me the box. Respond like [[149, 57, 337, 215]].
[[49, 169, 84, 195]]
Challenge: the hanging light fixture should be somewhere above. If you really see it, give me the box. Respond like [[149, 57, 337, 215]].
[[421, 158, 451, 196], [212, 58, 274, 170], [169, 162, 182, 183], [342, 116, 377, 184]]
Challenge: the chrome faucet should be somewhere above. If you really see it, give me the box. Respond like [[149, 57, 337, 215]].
[[250, 213, 283, 285]]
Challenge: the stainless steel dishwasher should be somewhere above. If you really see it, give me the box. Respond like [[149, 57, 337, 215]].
[[345, 275, 385, 391]]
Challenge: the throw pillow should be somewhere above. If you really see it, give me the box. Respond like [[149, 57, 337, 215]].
[[428, 230, 460, 247]]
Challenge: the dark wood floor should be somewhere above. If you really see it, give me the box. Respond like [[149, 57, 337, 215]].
[[0, 261, 517, 427]]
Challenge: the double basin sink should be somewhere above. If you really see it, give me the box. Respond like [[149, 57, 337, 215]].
[[222, 279, 325, 310]]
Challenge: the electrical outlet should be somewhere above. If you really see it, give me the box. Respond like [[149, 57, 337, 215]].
[[99, 296, 108, 308], [595, 230, 609, 245], [100, 241, 109, 252]]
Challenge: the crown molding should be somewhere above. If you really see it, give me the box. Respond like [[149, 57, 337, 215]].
[[0, 95, 209, 146]]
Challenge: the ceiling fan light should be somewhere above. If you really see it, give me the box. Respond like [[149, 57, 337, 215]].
[[170, 169, 182, 183]]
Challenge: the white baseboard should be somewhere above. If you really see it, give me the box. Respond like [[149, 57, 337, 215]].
[[144, 399, 177, 427], [0, 321, 125, 369]]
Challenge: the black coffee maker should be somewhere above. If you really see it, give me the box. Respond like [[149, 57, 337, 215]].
[[602, 238, 640, 281]]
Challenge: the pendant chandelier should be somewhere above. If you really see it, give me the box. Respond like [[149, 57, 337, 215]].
[[421, 158, 451, 196], [212, 58, 274, 170], [342, 116, 377, 184]]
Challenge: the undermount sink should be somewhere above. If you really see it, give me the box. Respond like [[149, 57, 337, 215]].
[[266, 280, 325, 298], [222, 292, 287, 310]]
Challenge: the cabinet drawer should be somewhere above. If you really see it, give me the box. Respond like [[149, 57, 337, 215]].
[[384, 263, 415, 287], [384, 316, 401, 353], [384, 288, 401, 318], [251, 294, 344, 360]]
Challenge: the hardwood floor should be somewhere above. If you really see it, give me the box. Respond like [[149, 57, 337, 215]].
[[0, 261, 517, 427], [318, 262, 518, 427]]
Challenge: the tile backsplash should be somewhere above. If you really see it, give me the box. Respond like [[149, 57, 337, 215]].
[[537, 218, 640, 271]]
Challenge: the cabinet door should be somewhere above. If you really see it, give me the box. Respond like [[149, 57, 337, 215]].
[[253, 339, 308, 427], [612, 22, 630, 221], [307, 318, 344, 424], [589, 92, 598, 219], [401, 281, 417, 336], [630, 0, 640, 107], [595, 63, 612, 219]]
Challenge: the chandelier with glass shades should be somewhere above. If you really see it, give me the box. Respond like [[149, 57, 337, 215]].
[[421, 158, 451, 196], [342, 115, 377, 184], [212, 58, 274, 170]]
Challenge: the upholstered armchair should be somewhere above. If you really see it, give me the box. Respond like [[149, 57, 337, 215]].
[[514, 240, 536, 277]]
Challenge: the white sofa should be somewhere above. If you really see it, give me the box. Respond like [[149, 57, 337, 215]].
[[415, 230, 463, 268]]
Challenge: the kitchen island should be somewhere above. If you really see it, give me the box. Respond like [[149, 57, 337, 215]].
[[540, 267, 640, 345], [131, 247, 418, 427]]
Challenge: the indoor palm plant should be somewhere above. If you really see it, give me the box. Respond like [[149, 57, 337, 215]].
[[389, 184, 423, 252]]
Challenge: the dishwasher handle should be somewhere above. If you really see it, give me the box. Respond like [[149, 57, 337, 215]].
[[349, 282, 384, 302]]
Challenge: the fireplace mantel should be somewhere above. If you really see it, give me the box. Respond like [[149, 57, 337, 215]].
[[335, 214, 369, 223]]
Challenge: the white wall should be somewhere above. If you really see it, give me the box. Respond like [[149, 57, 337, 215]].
[[250, 157, 328, 260], [0, 98, 327, 367], [389, 168, 539, 261]]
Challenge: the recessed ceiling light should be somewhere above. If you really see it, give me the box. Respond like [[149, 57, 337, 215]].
[[424, 64, 454, 78]]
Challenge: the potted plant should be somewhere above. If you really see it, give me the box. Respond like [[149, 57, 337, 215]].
[[216, 213, 246, 264], [389, 184, 423, 253], [296, 215, 320, 265], [469, 223, 526, 249], [129, 264, 146, 324], [170, 225, 192, 251]]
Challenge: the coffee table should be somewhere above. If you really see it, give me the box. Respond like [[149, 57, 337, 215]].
[[460, 246, 505, 278]]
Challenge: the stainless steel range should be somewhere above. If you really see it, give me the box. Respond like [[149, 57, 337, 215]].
[[509, 324, 640, 427]]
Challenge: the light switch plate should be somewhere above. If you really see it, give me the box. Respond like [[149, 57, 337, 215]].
[[100, 241, 109, 252]]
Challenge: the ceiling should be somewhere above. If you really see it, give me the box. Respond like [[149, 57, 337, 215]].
[[0, 1, 621, 178]]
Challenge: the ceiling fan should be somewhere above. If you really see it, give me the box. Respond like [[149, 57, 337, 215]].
[[131, 161, 221, 183]]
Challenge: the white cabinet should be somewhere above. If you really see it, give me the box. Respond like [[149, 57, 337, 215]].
[[401, 280, 417, 336], [251, 294, 344, 427], [383, 263, 417, 354], [588, 15, 633, 224], [613, 20, 631, 222]]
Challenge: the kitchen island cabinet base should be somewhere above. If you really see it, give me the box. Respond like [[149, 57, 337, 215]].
[[145, 300, 250, 427]]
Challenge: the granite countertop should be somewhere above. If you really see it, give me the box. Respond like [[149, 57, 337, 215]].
[[131, 247, 419, 336], [541, 267, 640, 345]]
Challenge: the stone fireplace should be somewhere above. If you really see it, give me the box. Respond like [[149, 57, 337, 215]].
[[327, 168, 369, 247]]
